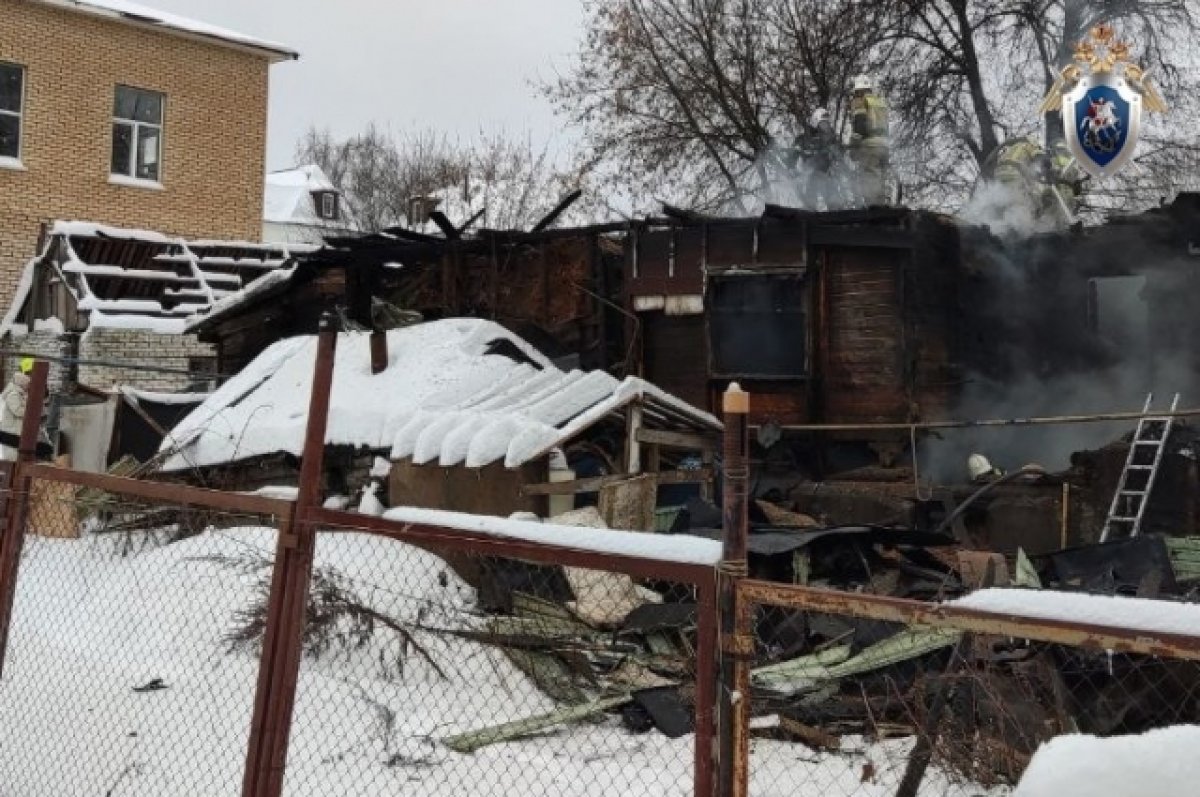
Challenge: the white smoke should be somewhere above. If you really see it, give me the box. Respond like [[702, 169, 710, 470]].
[[959, 179, 1062, 237], [735, 145, 870, 215]]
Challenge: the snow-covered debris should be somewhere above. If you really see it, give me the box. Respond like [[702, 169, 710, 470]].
[[1, 221, 303, 338], [158, 318, 720, 472], [952, 588, 1200, 639], [36, 0, 298, 60], [356, 483, 385, 517], [1013, 725, 1200, 797]]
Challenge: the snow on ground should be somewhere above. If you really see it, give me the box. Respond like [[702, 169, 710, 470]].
[[0, 528, 1000, 795], [1013, 726, 1200, 797], [0, 529, 699, 795], [952, 588, 1200, 638]]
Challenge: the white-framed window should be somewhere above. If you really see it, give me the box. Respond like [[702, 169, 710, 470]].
[[111, 85, 164, 182], [0, 62, 25, 162]]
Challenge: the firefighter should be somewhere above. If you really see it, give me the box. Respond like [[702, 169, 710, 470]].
[[1047, 137, 1084, 220], [993, 137, 1079, 226], [849, 74, 890, 206], [804, 107, 840, 208], [0, 358, 34, 461], [992, 137, 1044, 194]]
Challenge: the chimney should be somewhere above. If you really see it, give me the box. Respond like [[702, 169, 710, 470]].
[[370, 328, 388, 375]]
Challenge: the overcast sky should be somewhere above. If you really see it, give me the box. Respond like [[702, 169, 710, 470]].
[[148, 0, 587, 171]]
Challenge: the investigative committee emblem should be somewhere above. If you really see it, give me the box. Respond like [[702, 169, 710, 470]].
[[1039, 23, 1168, 179]]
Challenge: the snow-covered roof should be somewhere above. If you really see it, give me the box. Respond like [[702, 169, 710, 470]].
[[1, 221, 313, 336], [264, 165, 354, 227], [36, 0, 298, 61], [158, 318, 721, 472]]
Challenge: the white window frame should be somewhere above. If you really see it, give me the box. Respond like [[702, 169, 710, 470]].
[[111, 85, 164, 184], [0, 61, 25, 167]]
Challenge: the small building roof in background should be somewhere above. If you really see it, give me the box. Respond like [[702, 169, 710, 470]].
[[158, 318, 721, 472], [0, 221, 312, 337], [264, 165, 351, 226], [35, 0, 299, 61]]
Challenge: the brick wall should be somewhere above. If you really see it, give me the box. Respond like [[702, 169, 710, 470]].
[[2, 328, 216, 393], [0, 0, 272, 304], [79, 329, 216, 391], [0, 330, 71, 393]]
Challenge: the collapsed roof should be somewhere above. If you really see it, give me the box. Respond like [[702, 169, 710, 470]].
[[1, 221, 311, 336], [157, 318, 721, 472]]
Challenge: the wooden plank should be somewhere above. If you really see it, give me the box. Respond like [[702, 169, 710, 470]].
[[521, 468, 714, 496], [636, 428, 717, 452], [625, 404, 644, 474]]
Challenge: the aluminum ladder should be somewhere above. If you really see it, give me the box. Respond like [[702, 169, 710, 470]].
[[1100, 393, 1180, 542]]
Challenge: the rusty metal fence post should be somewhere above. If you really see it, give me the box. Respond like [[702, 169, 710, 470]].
[[0, 360, 48, 677], [717, 383, 751, 797], [243, 315, 338, 797]]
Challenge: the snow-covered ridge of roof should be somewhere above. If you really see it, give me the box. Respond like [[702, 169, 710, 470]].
[[158, 318, 721, 472], [36, 0, 298, 61]]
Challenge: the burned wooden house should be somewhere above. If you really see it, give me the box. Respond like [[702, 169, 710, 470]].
[[187, 222, 630, 377]]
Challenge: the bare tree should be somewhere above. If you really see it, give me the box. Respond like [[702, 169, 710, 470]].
[[545, 0, 890, 213], [881, 0, 1200, 209], [294, 127, 577, 233], [552, 0, 1200, 215]]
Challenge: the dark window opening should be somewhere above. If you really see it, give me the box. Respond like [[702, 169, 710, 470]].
[[315, 191, 339, 221], [708, 275, 807, 378]]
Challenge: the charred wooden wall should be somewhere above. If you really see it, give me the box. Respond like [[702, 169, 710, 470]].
[[626, 211, 964, 430], [380, 235, 625, 371], [202, 267, 350, 375]]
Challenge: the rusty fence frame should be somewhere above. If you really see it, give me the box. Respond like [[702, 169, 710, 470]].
[[722, 575, 1200, 797], [0, 329, 723, 797]]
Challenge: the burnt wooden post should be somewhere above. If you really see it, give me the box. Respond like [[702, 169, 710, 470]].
[[243, 314, 338, 797], [369, 327, 388, 375], [717, 383, 751, 797], [0, 360, 49, 676]]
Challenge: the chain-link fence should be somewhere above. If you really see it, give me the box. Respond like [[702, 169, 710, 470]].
[[737, 580, 1200, 797], [0, 468, 290, 796], [277, 515, 712, 796], [0, 462, 719, 796]]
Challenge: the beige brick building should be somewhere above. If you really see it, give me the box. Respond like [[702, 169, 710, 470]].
[[0, 0, 296, 303]]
